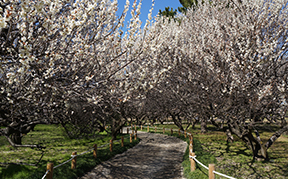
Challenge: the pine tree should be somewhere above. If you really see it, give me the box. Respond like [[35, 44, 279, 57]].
[[158, 7, 177, 21]]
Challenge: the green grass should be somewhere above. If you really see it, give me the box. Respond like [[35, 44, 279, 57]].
[[139, 123, 288, 179], [0, 124, 139, 179]]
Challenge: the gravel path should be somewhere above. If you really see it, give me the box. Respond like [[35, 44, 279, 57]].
[[80, 130, 187, 179]]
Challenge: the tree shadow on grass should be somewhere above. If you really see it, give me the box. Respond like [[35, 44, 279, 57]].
[[270, 163, 288, 177], [206, 125, 221, 132], [225, 140, 251, 158], [225, 141, 231, 154], [282, 163, 288, 177], [247, 162, 264, 179], [0, 164, 33, 179]]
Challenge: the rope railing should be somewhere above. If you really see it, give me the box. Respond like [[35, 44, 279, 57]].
[[41, 170, 49, 179], [41, 128, 136, 179], [137, 124, 236, 179], [189, 152, 236, 179], [53, 157, 75, 170], [213, 170, 237, 179], [189, 154, 209, 170], [40, 124, 237, 179]]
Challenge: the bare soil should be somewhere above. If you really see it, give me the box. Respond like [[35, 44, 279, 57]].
[[79, 130, 187, 179]]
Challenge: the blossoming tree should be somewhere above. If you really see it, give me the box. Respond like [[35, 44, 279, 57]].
[[1, 0, 287, 161], [148, 0, 288, 160], [0, 0, 172, 145]]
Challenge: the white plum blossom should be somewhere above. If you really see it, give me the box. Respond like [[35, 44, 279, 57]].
[[0, 0, 287, 160]]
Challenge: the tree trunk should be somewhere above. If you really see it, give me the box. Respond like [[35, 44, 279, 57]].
[[185, 123, 191, 130], [265, 125, 288, 150], [229, 124, 268, 160], [110, 114, 127, 140], [225, 128, 234, 142], [10, 132, 22, 145], [238, 130, 268, 160], [201, 120, 207, 133], [171, 114, 184, 131]]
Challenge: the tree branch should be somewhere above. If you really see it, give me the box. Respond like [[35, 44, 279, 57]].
[[265, 125, 288, 149]]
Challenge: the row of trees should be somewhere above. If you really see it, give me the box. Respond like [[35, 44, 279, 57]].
[[1, 0, 287, 161], [157, 0, 288, 160], [0, 0, 165, 144]]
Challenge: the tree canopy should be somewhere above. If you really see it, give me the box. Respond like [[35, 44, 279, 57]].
[[1, 0, 287, 161]]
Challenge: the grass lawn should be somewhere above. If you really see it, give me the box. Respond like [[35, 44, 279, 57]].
[[139, 123, 288, 179], [0, 124, 139, 179]]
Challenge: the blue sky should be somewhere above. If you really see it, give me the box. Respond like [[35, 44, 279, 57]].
[[117, 0, 182, 28]]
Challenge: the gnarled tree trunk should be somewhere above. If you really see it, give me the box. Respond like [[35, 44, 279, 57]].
[[10, 132, 22, 145], [201, 120, 207, 133]]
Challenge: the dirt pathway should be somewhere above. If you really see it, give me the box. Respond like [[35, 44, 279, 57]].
[[80, 130, 187, 179]]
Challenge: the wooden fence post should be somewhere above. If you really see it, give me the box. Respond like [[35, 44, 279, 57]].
[[184, 130, 187, 138], [171, 128, 173, 135], [141, 125, 143, 130], [189, 139, 193, 153], [155, 126, 157, 133], [189, 132, 194, 152], [147, 126, 149, 132], [209, 164, 215, 179], [130, 134, 132, 143], [121, 136, 124, 147], [71, 152, 77, 169], [132, 130, 134, 136], [189, 132, 193, 141], [190, 152, 196, 171], [46, 163, 53, 179], [178, 129, 181, 136], [93, 144, 97, 158], [134, 130, 137, 140], [135, 125, 137, 131], [110, 139, 113, 152], [163, 127, 165, 134], [127, 128, 129, 134], [191, 134, 193, 143]]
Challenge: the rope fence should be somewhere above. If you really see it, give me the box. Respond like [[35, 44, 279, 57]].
[[137, 124, 237, 179], [41, 124, 236, 179], [41, 170, 49, 179], [41, 127, 137, 179]]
